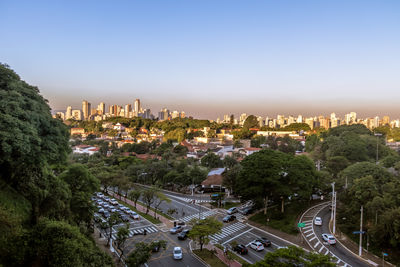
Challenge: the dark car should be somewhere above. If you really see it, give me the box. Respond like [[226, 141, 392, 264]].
[[223, 215, 236, 222], [178, 229, 190, 240], [256, 237, 271, 247], [233, 244, 248, 255], [120, 215, 130, 222], [241, 207, 253, 215]]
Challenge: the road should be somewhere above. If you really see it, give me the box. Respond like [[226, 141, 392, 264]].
[[123, 229, 205, 267], [299, 203, 370, 267], [315, 206, 369, 267]]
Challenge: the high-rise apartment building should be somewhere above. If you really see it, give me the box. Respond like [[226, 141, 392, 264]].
[[134, 99, 141, 116], [82, 100, 91, 120], [66, 106, 72, 120], [72, 110, 82, 120], [125, 104, 132, 118], [180, 111, 185, 118], [98, 102, 105, 115], [382, 116, 390, 126]]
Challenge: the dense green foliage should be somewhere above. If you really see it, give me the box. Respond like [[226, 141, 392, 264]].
[[236, 149, 317, 215], [0, 64, 111, 266]]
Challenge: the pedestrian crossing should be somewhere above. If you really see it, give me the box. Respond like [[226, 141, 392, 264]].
[[209, 222, 247, 242], [111, 226, 158, 239], [299, 219, 351, 267], [179, 210, 217, 222], [169, 195, 212, 204]]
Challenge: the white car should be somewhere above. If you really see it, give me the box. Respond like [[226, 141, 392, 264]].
[[227, 207, 238, 215], [128, 211, 140, 220], [322, 233, 336, 245], [110, 199, 118, 206], [173, 247, 183, 260], [314, 217, 322, 226], [249, 241, 264, 251]]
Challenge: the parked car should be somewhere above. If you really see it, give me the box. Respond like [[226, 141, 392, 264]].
[[120, 215, 130, 222], [314, 217, 322, 226], [322, 233, 336, 245], [240, 207, 253, 215], [103, 211, 111, 219], [128, 211, 140, 220], [170, 226, 183, 234], [256, 237, 271, 247], [227, 207, 238, 215], [110, 208, 118, 213], [173, 247, 183, 260], [249, 241, 264, 251], [223, 215, 236, 222], [178, 229, 190, 240], [110, 199, 118, 206], [233, 244, 248, 255]]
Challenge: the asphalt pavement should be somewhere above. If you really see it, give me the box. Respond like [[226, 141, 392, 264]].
[[314, 206, 369, 267]]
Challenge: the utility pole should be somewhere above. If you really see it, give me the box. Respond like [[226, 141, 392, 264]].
[[333, 191, 336, 234], [359, 205, 363, 256], [331, 182, 336, 234]]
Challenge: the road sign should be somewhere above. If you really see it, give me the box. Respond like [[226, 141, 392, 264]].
[[352, 231, 366, 234], [298, 223, 306, 228]]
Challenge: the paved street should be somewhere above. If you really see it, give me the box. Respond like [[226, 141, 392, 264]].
[[123, 230, 205, 267]]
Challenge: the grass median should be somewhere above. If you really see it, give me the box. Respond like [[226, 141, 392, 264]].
[[249, 201, 309, 235], [193, 249, 226, 267]]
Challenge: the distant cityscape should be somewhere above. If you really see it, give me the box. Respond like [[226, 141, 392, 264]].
[[55, 99, 399, 131]]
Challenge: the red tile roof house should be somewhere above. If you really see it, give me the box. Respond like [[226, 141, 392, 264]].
[[200, 168, 229, 195]]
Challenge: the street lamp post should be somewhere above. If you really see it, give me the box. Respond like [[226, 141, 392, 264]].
[[359, 205, 364, 257]]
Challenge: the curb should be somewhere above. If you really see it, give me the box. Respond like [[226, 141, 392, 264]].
[[188, 240, 211, 267]]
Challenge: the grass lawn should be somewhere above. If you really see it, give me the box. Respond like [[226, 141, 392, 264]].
[[249, 201, 309, 235], [193, 249, 226, 267]]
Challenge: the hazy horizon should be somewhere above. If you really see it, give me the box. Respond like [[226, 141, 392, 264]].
[[1, 0, 400, 120]]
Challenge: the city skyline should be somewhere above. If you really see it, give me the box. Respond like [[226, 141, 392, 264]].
[[1, 0, 400, 119]]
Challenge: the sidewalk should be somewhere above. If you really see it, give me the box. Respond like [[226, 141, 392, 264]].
[[108, 191, 174, 228]]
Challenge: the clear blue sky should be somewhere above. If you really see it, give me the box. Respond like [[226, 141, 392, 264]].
[[1, 0, 400, 119]]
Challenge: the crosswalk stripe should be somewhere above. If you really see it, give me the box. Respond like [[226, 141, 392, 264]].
[[324, 250, 329, 255], [309, 236, 317, 242], [303, 229, 312, 233], [314, 241, 320, 248], [306, 233, 314, 237], [319, 246, 324, 253]]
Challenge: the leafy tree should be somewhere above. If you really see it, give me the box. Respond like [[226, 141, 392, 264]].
[[125, 242, 152, 267], [223, 164, 241, 195], [243, 115, 259, 129], [381, 155, 400, 168], [115, 224, 130, 261], [188, 217, 223, 250], [104, 213, 121, 246], [325, 156, 350, 178], [305, 134, 320, 152], [251, 135, 267, 148], [31, 219, 112, 267], [142, 188, 155, 214], [152, 188, 170, 218], [60, 164, 99, 227], [223, 155, 238, 169], [250, 246, 334, 267], [173, 144, 188, 157], [338, 162, 392, 189], [128, 189, 142, 208], [201, 152, 223, 168], [236, 149, 291, 216]]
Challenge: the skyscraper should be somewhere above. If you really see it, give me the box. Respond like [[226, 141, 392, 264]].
[[66, 106, 72, 120], [98, 102, 105, 115], [125, 104, 132, 118], [82, 100, 91, 120], [134, 99, 141, 116]]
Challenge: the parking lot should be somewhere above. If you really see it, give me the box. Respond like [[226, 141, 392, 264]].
[[92, 192, 157, 240]]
